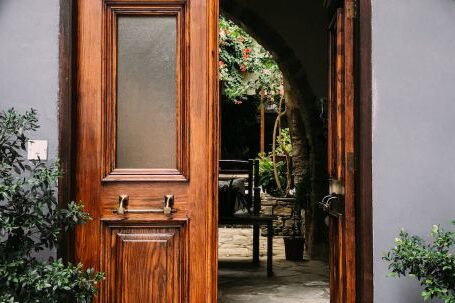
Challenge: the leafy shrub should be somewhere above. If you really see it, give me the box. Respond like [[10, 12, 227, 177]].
[[275, 128, 292, 157], [258, 152, 286, 196], [384, 223, 455, 303], [0, 108, 103, 303]]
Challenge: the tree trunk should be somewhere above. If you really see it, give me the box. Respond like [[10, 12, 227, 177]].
[[284, 78, 327, 260], [285, 81, 309, 187]]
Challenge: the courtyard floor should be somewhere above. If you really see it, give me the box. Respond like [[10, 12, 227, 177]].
[[218, 227, 330, 303]]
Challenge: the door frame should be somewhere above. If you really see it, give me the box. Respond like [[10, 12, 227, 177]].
[[57, 0, 372, 301]]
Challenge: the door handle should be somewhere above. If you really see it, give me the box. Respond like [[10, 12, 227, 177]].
[[114, 194, 176, 215], [163, 194, 174, 215], [319, 194, 343, 217], [319, 194, 338, 212]]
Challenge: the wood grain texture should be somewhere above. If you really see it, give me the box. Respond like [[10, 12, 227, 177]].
[[74, 0, 218, 302], [335, 9, 345, 182], [327, 1, 357, 302], [75, 0, 103, 285], [328, 10, 345, 303], [102, 221, 187, 302], [102, 4, 189, 181], [343, 1, 357, 301]]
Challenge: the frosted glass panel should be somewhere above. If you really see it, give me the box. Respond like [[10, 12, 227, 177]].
[[116, 16, 177, 169]]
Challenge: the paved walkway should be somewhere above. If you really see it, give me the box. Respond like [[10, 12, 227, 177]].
[[218, 228, 330, 303]]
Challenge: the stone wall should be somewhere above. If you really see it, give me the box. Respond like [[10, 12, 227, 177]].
[[261, 193, 304, 237]]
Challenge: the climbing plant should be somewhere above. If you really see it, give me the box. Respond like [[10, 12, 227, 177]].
[[219, 15, 283, 105]]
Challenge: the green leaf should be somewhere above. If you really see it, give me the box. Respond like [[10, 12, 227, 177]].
[[384, 223, 455, 302], [0, 108, 103, 302]]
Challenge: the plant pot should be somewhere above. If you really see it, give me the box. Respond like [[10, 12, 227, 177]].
[[283, 236, 305, 261]]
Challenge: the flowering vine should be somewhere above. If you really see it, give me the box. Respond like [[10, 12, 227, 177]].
[[219, 16, 283, 105]]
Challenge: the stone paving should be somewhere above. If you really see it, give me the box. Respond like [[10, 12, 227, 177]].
[[218, 227, 330, 303]]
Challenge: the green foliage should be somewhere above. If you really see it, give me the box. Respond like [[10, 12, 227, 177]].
[[257, 152, 286, 196], [0, 108, 104, 303], [257, 127, 294, 196], [219, 16, 283, 104], [275, 128, 292, 157], [383, 223, 455, 303]]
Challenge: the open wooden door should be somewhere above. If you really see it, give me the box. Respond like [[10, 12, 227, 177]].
[[326, 0, 356, 302], [74, 0, 219, 302]]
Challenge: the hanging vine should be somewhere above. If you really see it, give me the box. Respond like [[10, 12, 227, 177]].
[[219, 16, 283, 106]]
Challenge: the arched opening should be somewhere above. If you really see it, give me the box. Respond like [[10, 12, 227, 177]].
[[221, 0, 330, 259]]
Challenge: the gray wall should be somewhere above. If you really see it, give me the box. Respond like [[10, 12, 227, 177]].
[[0, 0, 60, 260], [2, 0, 455, 301], [372, 0, 455, 301], [0, 0, 60, 162]]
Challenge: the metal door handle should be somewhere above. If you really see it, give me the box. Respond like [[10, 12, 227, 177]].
[[319, 194, 343, 217], [319, 194, 338, 211], [114, 194, 176, 215], [163, 194, 174, 215]]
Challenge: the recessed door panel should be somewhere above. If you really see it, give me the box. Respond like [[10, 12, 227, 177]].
[[103, 222, 187, 303]]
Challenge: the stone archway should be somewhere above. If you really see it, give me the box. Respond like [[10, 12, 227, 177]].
[[221, 0, 329, 259]]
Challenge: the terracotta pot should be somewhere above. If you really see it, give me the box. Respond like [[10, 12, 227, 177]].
[[283, 237, 305, 261]]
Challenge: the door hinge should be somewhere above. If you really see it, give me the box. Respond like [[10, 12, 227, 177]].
[[346, 0, 358, 19], [347, 152, 356, 172]]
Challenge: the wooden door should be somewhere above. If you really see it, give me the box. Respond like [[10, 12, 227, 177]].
[[74, 0, 218, 302], [327, 0, 356, 302]]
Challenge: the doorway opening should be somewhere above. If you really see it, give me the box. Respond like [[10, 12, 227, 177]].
[[216, 2, 334, 301], [61, 0, 371, 301]]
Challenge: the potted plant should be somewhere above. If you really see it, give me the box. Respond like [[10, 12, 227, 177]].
[[283, 172, 310, 261], [258, 118, 308, 260], [283, 211, 305, 261], [384, 222, 455, 302], [0, 108, 103, 303]]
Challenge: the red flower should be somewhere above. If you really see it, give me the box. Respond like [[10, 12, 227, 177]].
[[239, 64, 247, 72], [243, 48, 251, 59], [219, 60, 225, 67]]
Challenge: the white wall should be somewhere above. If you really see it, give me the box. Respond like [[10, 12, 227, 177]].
[[372, 0, 455, 301]]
